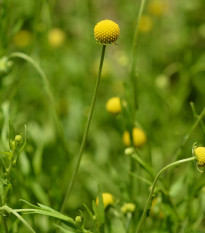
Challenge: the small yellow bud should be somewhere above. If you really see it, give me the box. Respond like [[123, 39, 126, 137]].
[[194, 147, 205, 167], [123, 127, 147, 148], [121, 203, 136, 214], [122, 131, 131, 147], [132, 127, 147, 147], [15, 135, 23, 144], [94, 19, 120, 44], [106, 97, 122, 114], [96, 193, 114, 209], [75, 216, 82, 223], [124, 147, 134, 156], [48, 28, 65, 48]]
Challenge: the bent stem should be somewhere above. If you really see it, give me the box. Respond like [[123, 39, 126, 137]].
[[136, 156, 196, 233], [60, 45, 106, 213], [8, 52, 69, 157]]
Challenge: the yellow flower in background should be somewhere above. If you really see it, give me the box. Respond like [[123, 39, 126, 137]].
[[194, 147, 205, 167], [94, 19, 120, 44], [148, 0, 168, 16], [122, 131, 131, 147], [96, 193, 114, 209], [138, 15, 153, 33], [121, 203, 136, 214], [123, 127, 147, 148], [132, 127, 147, 147], [106, 97, 122, 114], [13, 30, 32, 48], [48, 28, 66, 48]]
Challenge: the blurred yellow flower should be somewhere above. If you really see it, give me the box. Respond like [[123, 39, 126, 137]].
[[123, 127, 147, 148], [121, 203, 136, 214], [123, 131, 131, 147], [106, 97, 122, 115], [13, 30, 32, 48], [94, 19, 120, 44], [194, 147, 205, 167], [96, 193, 114, 209], [148, 0, 168, 16], [138, 15, 153, 33], [48, 28, 66, 48]]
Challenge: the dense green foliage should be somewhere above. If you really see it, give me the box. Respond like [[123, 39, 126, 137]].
[[0, 0, 205, 232]]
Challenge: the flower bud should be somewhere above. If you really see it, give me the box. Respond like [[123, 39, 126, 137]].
[[15, 135, 23, 144], [96, 192, 114, 209], [121, 203, 136, 214], [194, 147, 205, 167], [106, 97, 122, 114]]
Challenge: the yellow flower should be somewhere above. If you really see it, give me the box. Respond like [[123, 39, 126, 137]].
[[96, 193, 114, 209], [148, 0, 168, 16], [138, 15, 153, 33], [106, 97, 122, 114], [94, 19, 120, 44], [48, 28, 65, 48], [194, 147, 205, 167], [122, 127, 147, 148], [122, 131, 131, 147], [121, 203, 136, 214], [13, 30, 32, 48]]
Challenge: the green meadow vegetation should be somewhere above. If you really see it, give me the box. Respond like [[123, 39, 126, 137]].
[[0, 0, 205, 232]]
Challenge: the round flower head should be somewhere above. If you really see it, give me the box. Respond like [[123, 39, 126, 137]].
[[123, 127, 147, 148], [94, 19, 120, 44], [96, 192, 114, 209], [123, 131, 131, 147], [132, 127, 147, 147], [106, 97, 122, 114], [194, 147, 205, 167]]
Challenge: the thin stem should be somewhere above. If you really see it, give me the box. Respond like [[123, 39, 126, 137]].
[[8, 52, 69, 157], [136, 157, 196, 233], [60, 45, 106, 213], [0, 193, 8, 233], [130, 0, 146, 111]]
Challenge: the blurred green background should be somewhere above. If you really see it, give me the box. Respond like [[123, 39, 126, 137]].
[[0, 0, 205, 232]]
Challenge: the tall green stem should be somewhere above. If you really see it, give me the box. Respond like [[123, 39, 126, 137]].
[[8, 52, 69, 157], [130, 0, 146, 112], [0, 195, 8, 233], [60, 45, 106, 213], [136, 156, 196, 233]]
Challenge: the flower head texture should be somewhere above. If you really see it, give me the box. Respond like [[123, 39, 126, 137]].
[[94, 19, 120, 44], [194, 147, 205, 167], [106, 97, 122, 114], [96, 192, 114, 209]]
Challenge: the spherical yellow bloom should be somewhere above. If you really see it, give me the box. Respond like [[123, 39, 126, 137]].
[[121, 203, 136, 214], [148, 0, 168, 16], [96, 193, 114, 209], [132, 127, 147, 147], [123, 131, 131, 147], [123, 127, 147, 148], [48, 28, 65, 47], [94, 19, 120, 44], [13, 30, 32, 48], [138, 15, 153, 33], [194, 147, 205, 167], [106, 97, 122, 114]]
